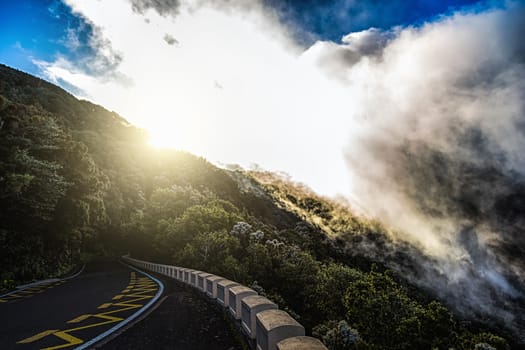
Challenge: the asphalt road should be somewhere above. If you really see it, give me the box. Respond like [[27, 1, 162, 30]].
[[99, 272, 245, 350], [0, 258, 161, 350]]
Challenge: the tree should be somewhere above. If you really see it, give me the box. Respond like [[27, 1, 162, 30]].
[[177, 230, 242, 277], [312, 263, 362, 321], [155, 199, 244, 256], [343, 269, 426, 349], [313, 320, 363, 350]]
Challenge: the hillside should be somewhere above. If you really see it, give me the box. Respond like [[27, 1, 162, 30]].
[[248, 171, 525, 343], [0, 64, 518, 349]]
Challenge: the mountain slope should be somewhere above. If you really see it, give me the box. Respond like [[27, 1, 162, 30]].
[[0, 64, 517, 350]]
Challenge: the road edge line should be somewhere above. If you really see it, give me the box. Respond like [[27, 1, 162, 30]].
[[63, 263, 86, 280], [91, 295, 169, 349], [73, 262, 165, 350], [0, 264, 86, 298]]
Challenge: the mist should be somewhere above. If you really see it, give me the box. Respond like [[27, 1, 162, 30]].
[[305, 2, 525, 337], [37, 0, 525, 339]]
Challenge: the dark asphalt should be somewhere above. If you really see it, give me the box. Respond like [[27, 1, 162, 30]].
[[0, 258, 145, 350], [99, 272, 245, 350], [1, 259, 246, 350]]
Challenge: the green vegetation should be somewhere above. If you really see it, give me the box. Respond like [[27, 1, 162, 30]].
[[0, 64, 512, 349]]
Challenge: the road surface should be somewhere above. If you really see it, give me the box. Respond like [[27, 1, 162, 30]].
[[0, 259, 161, 350], [99, 271, 244, 350]]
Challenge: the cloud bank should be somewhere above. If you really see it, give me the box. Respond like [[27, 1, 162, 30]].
[[130, 0, 180, 17], [304, 3, 525, 336], [40, 0, 354, 197], [37, 0, 525, 339]]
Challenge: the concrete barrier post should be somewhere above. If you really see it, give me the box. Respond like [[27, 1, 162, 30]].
[[205, 275, 225, 298], [276, 336, 328, 350], [197, 272, 212, 291], [217, 280, 239, 308], [184, 269, 194, 284], [228, 286, 257, 320], [256, 310, 305, 350], [241, 295, 277, 339], [190, 270, 201, 287]]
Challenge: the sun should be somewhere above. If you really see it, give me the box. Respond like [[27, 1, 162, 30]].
[[146, 123, 187, 150]]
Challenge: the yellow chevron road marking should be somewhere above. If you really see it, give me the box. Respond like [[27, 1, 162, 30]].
[[41, 332, 83, 350], [64, 313, 124, 332], [122, 295, 153, 300], [16, 270, 159, 349], [19, 289, 38, 294], [131, 285, 156, 291], [67, 314, 92, 323], [17, 329, 59, 344], [99, 303, 142, 316], [1, 281, 66, 304]]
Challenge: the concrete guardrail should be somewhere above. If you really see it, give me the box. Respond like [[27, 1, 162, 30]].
[[122, 256, 328, 350], [242, 295, 278, 339]]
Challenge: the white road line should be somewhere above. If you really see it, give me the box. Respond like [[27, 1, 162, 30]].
[[63, 263, 86, 280], [0, 264, 86, 299], [73, 262, 164, 350]]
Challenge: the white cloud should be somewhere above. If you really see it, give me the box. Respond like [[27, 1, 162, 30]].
[[63, 27, 82, 51], [39, 0, 354, 197], [301, 1, 525, 331]]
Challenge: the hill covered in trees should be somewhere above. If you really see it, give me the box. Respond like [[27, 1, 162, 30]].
[[0, 64, 518, 349]]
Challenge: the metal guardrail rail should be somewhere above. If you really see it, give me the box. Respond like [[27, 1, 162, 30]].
[[122, 256, 328, 350]]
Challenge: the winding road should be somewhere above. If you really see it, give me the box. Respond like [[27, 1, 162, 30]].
[[0, 259, 162, 350]]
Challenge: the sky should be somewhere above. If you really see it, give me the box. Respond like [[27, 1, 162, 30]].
[[3, 0, 525, 328], [0, 0, 487, 197]]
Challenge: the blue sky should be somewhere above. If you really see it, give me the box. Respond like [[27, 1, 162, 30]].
[[0, 0, 76, 74], [266, 0, 486, 43], [1, 0, 486, 77]]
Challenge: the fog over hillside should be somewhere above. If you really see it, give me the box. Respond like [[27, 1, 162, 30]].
[[303, 4, 525, 337]]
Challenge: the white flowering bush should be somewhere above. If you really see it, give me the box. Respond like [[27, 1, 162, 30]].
[[230, 221, 252, 237], [250, 230, 264, 241], [314, 320, 360, 350], [265, 238, 285, 248], [250, 280, 265, 295]]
